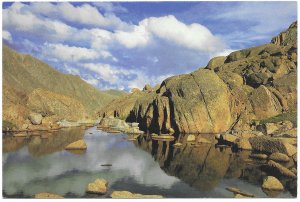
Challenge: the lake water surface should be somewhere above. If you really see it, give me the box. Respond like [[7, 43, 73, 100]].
[[2, 126, 296, 198]]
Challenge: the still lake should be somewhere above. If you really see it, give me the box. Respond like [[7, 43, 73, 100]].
[[2, 126, 295, 198]]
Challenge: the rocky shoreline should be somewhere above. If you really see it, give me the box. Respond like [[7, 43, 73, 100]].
[[95, 116, 297, 197]]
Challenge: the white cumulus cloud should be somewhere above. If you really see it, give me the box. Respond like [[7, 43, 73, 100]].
[[42, 43, 102, 62], [114, 15, 224, 52], [2, 30, 13, 43]]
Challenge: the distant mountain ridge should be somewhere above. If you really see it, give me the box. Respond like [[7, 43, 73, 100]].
[[2, 45, 124, 129]]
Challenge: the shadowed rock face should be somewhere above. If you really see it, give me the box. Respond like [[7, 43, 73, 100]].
[[99, 21, 297, 134], [135, 134, 296, 196]]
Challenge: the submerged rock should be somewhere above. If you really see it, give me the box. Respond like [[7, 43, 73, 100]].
[[110, 191, 163, 198], [34, 192, 64, 199], [65, 139, 87, 150], [86, 178, 108, 194], [262, 176, 284, 191]]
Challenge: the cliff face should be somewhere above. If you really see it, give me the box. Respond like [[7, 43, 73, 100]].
[[99, 21, 297, 134], [2, 45, 124, 129]]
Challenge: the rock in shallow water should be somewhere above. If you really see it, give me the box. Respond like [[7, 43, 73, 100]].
[[249, 136, 296, 156], [110, 191, 163, 198], [65, 139, 87, 150], [34, 192, 64, 198], [266, 160, 296, 178], [262, 176, 284, 191], [86, 178, 108, 194]]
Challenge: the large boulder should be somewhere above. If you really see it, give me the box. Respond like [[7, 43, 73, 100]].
[[262, 176, 284, 191], [266, 160, 296, 178], [249, 85, 282, 120], [249, 136, 296, 156], [129, 69, 233, 134], [273, 72, 297, 112], [269, 152, 290, 162], [28, 112, 42, 125], [86, 178, 108, 194], [206, 56, 226, 71]]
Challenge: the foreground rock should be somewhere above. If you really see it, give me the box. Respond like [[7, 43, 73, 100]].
[[249, 136, 296, 156], [28, 112, 42, 125], [86, 178, 108, 194], [269, 152, 290, 162], [65, 139, 87, 150], [34, 192, 64, 199], [262, 176, 284, 191], [265, 160, 296, 178], [110, 191, 163, 198]]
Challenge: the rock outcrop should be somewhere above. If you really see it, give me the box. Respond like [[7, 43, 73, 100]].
[[98, 21, 297, 135]]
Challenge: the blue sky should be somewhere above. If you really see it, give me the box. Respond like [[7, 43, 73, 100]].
[[2, 1, 297, 91]]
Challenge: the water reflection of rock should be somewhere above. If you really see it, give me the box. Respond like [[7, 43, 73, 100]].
[[27, 128, 85, 157], [135, 134, 297, 196], [3, 136, 28, 152]]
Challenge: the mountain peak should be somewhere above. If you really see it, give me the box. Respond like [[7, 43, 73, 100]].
[[271, 21, 297, 46]]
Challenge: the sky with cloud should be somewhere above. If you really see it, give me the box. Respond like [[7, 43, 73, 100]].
[[2, 1, 297, 91]]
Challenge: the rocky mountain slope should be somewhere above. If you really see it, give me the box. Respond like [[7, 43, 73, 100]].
[[98, 21, 297, 135], [2, 45, 124, 130]]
